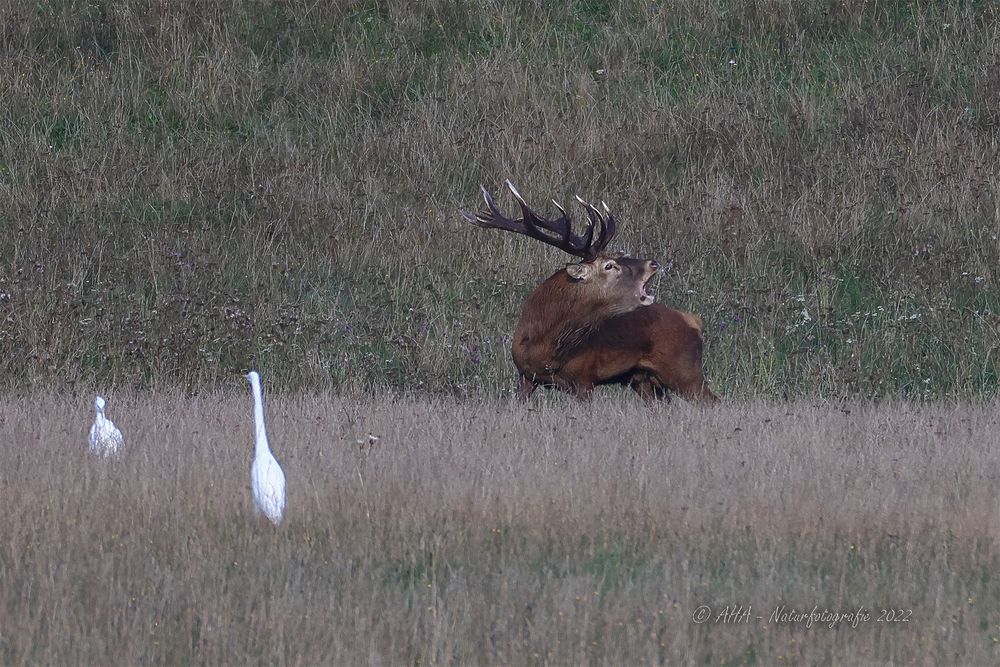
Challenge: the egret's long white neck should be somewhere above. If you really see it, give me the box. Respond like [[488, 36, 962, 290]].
[[249, 375, 270, 456]]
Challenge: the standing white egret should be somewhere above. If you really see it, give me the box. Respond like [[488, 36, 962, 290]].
[[247, 371, 286, 526], [88, 395, 125, 458]]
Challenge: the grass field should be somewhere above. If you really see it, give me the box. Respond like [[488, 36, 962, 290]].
[[2, 0, 999, 398], [2, 394, 998, 664], [3, 3, 1000, 664]]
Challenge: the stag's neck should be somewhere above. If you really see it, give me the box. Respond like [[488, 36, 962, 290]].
[[513, 270, 621, 365]]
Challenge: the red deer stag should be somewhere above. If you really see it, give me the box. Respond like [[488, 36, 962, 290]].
[[463, 181, 717, 404]]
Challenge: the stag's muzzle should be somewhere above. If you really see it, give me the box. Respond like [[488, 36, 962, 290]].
[[638, 260, 658, 306]]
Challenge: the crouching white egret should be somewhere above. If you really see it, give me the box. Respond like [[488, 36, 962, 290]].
[[88, 395, 125, 458], [247, 370, 286, 526]]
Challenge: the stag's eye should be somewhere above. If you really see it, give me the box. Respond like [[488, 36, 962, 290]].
[[603, 261, 617, 271]]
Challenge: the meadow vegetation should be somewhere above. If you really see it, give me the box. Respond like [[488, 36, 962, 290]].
[[2, 0, 998, 398], [3, 4, 999, 663], [2, 394, 998, 664]]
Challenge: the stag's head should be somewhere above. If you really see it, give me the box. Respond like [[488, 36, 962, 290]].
[[463, 181, 659, 311]]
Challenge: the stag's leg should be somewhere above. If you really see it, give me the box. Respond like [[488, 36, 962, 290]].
[[628, 373, 670, 402], [516, 374, 538, 402], [553, 373, 596, 399], [695, 382, 720, 405], [535, 371, 592, 399], [639, 326, 717, 405], [674, 378, 719, 405], [630, 377, 655, 401]]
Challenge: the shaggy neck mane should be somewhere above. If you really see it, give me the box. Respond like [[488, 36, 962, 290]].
[[516, 269, 629, 361]]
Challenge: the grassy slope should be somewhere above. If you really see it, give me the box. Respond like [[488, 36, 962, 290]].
[[2, 394, 998, 663], [1, 0, 999, 398]]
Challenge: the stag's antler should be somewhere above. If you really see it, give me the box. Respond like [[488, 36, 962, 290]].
[[462, 180, 617, 260]]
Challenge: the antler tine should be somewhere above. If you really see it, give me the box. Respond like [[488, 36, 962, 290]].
[[463, 182, 612, 259], [596, 201, 617, 252], [575, 195, 605, 257], [506, 180, 589, 256], [462, 184, 521, 234], [506, 181, 566, 240], [480, 184, 503, 221], [505, 180, 549, 240], [550, 199, 572, 247], [576, 197, 616, 254]]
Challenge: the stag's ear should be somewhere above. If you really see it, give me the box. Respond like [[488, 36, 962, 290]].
[[566, 263, 593, 281]]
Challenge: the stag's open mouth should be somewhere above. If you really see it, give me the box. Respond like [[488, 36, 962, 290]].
[[637, 260, 659, 306], [639, 275, 656, 306]]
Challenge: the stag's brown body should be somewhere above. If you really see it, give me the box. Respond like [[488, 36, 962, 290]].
[[513, 296, 718, 403], [464, 181, 716, 404]]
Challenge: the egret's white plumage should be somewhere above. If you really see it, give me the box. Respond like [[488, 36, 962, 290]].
[[88, 395, 124, 458], [247, 371, 286, 526]]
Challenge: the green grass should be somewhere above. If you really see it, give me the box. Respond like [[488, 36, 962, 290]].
[[1, 0, 998, 398]]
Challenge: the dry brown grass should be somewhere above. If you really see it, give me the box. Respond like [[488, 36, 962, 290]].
[[2, 392, 998, 664]]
